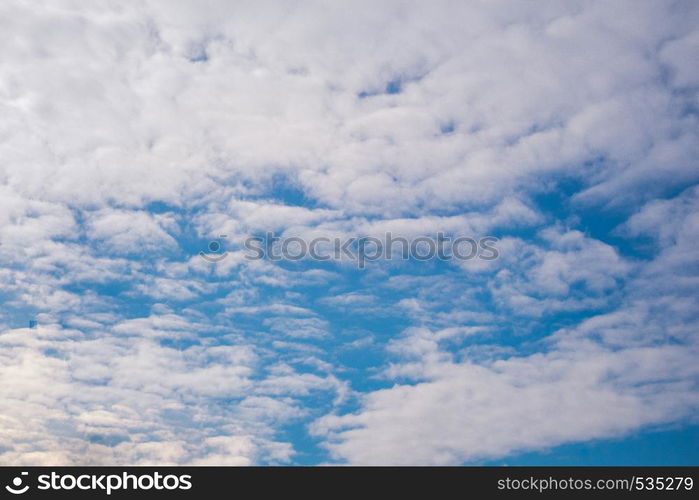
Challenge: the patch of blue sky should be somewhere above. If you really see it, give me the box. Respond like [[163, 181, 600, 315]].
[[482, 424, 699, 466]]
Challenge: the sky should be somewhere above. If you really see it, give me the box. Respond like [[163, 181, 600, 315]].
[[0, 0, 698, 465]]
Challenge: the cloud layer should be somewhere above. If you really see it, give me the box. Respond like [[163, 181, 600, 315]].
[[0, 0, 698, 464]]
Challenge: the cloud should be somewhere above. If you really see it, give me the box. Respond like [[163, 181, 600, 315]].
[[0, 0, 698, 465], [311, 183, 699, 464], [0, 316, 343, 465], [86, 209, 179, 255], [313, 339, 698, 465]]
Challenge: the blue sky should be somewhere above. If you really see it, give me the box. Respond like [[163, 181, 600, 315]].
[[0, 0, 698, 465]]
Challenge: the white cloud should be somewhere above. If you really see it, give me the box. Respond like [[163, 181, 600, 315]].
[[86, 209, 178, 255], [312, 184, 699, 464], [0, 0, 697, 466], [0, 317, 343, 465]]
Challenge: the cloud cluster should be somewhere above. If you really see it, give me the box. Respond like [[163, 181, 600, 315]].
[[0, 0, 697, 464]]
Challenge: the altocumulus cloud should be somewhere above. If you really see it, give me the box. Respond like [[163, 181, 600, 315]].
[[0, 0, 698, 465]]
